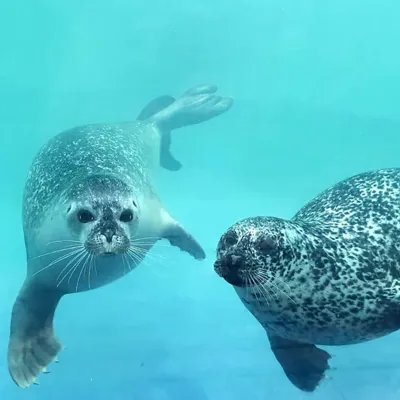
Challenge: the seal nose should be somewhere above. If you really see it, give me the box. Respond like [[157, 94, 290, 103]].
[[104, 228, 115, 243], [225, 254, 244, 271], [219, 254, 246, 287]]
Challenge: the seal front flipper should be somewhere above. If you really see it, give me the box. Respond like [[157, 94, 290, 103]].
[[136, 95, 182, 171], [8, 281, 64, 388], [267, 331, 331, 392], [160, 209, 205, 261]]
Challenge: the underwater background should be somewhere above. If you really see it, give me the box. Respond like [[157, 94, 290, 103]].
[[1, 0, 400, 399]]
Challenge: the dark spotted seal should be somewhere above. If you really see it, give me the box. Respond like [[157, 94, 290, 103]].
[[9, 84, 233, 388], [214, 168, 400, 392]]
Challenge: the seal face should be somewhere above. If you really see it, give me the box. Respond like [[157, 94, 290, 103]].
[[9, 84, 233, 388], [214, 168, 400, 392]]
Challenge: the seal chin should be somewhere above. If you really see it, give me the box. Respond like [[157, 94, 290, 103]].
[[222, 273, 248, 288], [214, 258, 251, 288], [102, 251, 117, 257], [214, 259, 269, 288]]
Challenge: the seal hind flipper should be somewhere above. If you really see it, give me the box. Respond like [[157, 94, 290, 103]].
[[136, 95, 176, 121], [150, 84, 234, 132], [137, 95, 182, 171], [267, 331, 331, 392], [160, 210, 205, 260], [8, 281, 64, 388]]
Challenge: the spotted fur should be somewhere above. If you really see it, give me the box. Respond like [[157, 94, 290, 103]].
[[215, 168, 400, 391], [24, 122, 156, 232], [9, 84, 234, 390]]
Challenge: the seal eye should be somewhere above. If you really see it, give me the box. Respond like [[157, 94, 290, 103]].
[[224, 232, 238, 247], [258, 237, 275, 252], [77, 209, 95, 223], [120, 209, 134, 223]]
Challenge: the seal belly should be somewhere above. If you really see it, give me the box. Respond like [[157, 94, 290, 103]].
[[236, 281, 400, 346]]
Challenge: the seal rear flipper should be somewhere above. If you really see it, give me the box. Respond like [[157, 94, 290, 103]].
[[8, 281, 64, 388], [160, 210, 205, 260], [159, 131, 182, 171], [150, 84, 233, 131], [136, 95, 182, 171], [266, 331, 331, 392]]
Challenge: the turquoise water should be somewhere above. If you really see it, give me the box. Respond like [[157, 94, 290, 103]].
[[1, 0, 400, 399]]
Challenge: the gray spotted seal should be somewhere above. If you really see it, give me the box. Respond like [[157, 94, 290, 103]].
[[214, 168, 400, 392], [9, 84, 233, 388]]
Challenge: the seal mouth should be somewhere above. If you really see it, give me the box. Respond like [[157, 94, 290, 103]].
[[222, 273, 268, 288], [215, 260, 268, 288], [102, 251, 117, 257]]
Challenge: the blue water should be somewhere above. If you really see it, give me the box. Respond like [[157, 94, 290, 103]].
[[1, 0, 400, 399]]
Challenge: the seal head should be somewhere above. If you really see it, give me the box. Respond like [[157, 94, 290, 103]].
[[215, 217, 332, 393], [67, 175, 138, 257]]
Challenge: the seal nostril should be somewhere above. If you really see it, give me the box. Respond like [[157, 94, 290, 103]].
[[230, 255, 241, 266], [104, 229, 115, 243], [224, 254, 244, 272]]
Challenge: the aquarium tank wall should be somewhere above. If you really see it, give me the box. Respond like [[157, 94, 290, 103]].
[[1, 0, 400, 399]]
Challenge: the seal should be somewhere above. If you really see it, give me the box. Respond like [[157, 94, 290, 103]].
[[214, 168, 400, 392], [8, 84, 233, 388]]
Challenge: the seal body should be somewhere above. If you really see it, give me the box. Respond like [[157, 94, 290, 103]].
[[9, 84, 233, 388], [214, 168, 400, 392]]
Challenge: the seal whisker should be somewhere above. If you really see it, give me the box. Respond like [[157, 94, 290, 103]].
[[121, 254, 128, 275], [259, 278, 279, 304], [128, 247, 154, 265], [87, 254, 95, 290], [254, 276, 274, 307], [131, 246, 172, 263], [130, 241, 172, 248], [66, 252, 87, 286], [249, 275, 269, 308], [76, 252, 91, 292], [255, 271, 296, 304], [58, 251, 87, 287], [46, 240, 82, 246], [130, 243, 174, 260], [32, 249, 83, 277], [56, 249, 86, 285], [30, 245, 83, 261], [127, 249, 169, 278], [243, 274, 252, 300], [274, 278, 294, 299], [266, 280, 296, 305], [126, 253, 138, 271], [255, 269, 293, 293], [126, 250, 141, 270], [253, 272, 280, 302], [93, 256, 98, 277], [130, 236, 162, 242]]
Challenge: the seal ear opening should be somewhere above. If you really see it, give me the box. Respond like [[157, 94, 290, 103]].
[[8, 281, 64, 388]]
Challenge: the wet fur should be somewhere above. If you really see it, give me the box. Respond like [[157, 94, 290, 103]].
[[215, 168, 400, 391]]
